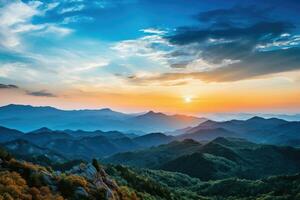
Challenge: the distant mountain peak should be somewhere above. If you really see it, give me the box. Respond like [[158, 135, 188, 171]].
[[181, 138, 200, 145], [5, 104, 32, 107], [197, 119, 218, 126], [1, 104, 60, 111], [2, 104, 33, 109], [136, 111, 166, 118], [146, 110, 163, 115], [246, 116, 287, 124], [247, 116, 265, 121], [142, 132, 167, 137], [30, 127, 52, 133], [99, 108, 113, 112]]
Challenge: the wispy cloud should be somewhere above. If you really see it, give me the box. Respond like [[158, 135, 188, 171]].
[[112, 34, 171, 59], [0, 1, 72, 49], [0, 1, 42, 48], [0, 83, 18, 89], [59, 4, 85, 14], [38, 24, 73, 36], [44, 2, 60, 12], [0, 82, 56, 98], [62, 15, 94, 24], [26, 90, 56, 97], [140, 28, 167, 35]]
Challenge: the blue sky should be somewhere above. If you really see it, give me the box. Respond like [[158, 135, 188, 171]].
[[0, 0, 300, 113]]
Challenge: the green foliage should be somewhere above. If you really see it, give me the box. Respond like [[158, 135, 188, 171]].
[[2, 139, 300, 200], [113, 165, 173, 199], [116, 186, 140, 200], [90, 187, 107, 200], [105, 137, 300, 181], [28, 173, 45, 188], [0, 147, 12, 161], [52, 159, 86, 171], [107, 164, 300, 200], [57, 174, 88, 198], [104, 140, 201, 168]]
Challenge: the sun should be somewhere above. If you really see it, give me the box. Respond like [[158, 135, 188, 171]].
[[184, 96, 192, 103]]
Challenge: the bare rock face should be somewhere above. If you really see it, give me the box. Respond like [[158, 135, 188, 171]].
[[74, 186, 89, 198], [68, 163, 97, 180], [40, 171, 53, 185], [68, 162, 118, 200]]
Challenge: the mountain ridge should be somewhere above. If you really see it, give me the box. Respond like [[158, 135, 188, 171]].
[[0, 104, 205, 132]]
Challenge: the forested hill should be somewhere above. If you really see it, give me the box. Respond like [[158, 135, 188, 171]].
[[1, 147, 300, 200]]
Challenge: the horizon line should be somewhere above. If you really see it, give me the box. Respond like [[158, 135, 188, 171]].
[[1, 103, 300, 117]]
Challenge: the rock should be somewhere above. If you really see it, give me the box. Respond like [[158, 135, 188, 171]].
[[75, 186, 89, 198], [104, 178, 118, 190], [100, 168, 108, 177], [94, 174, 106, 188], [66, 162, 118, 200], [40, 171, 53, 185], [53, 170, 61, 176], [85, 163, 97, 180], [106, 187, 114, 200], [68, 163, 97, 181]]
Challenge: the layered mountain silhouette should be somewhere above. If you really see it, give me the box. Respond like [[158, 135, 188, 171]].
[[0, 126, 23, 142], [1, 114, 300, 161], [106, 137, 300, 180], [1, 110, 300, 198], [178, 117, 300, 145], [0, 126, 176, 160], [0, 104, 205, 132], [2, 139, 67, 163], [104, 139, 201, 168]]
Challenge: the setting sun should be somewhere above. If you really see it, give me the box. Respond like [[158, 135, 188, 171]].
[[184, 96, 192, 103]]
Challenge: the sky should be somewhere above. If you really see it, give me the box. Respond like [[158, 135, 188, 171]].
[[0, 0, 300, 115]]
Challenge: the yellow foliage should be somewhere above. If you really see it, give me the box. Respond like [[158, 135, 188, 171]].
[[0, 171, 64, 200], [117, 186, 140, 200], [64, 174, 88, 188], [8, 159, 47, 172]]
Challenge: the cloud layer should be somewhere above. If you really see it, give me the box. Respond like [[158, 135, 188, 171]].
[[135, 5, 300, 83]]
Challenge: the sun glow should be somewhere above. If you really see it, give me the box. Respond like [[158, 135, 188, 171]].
[[184, 96, 192, 103]]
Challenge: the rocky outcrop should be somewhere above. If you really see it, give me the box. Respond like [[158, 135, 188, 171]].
[[68, 163, 118, 200], [0, 153, 122, 200], [74, 186, 89, 198]]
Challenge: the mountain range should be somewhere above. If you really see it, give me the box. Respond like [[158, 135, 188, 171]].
[[0, 104, 205, 132], [0, 125, 177, 160], [105, 137, 300, 180], [1, 107, 300, 199], [203, 112, 300, 121], [1, 115, 300, 161], [177, 116, 300, 146]]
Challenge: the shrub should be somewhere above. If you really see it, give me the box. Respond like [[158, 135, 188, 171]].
[[0, 147, 12, 161], [91, 187, 107, 200], [58, 175, 88, 198]]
